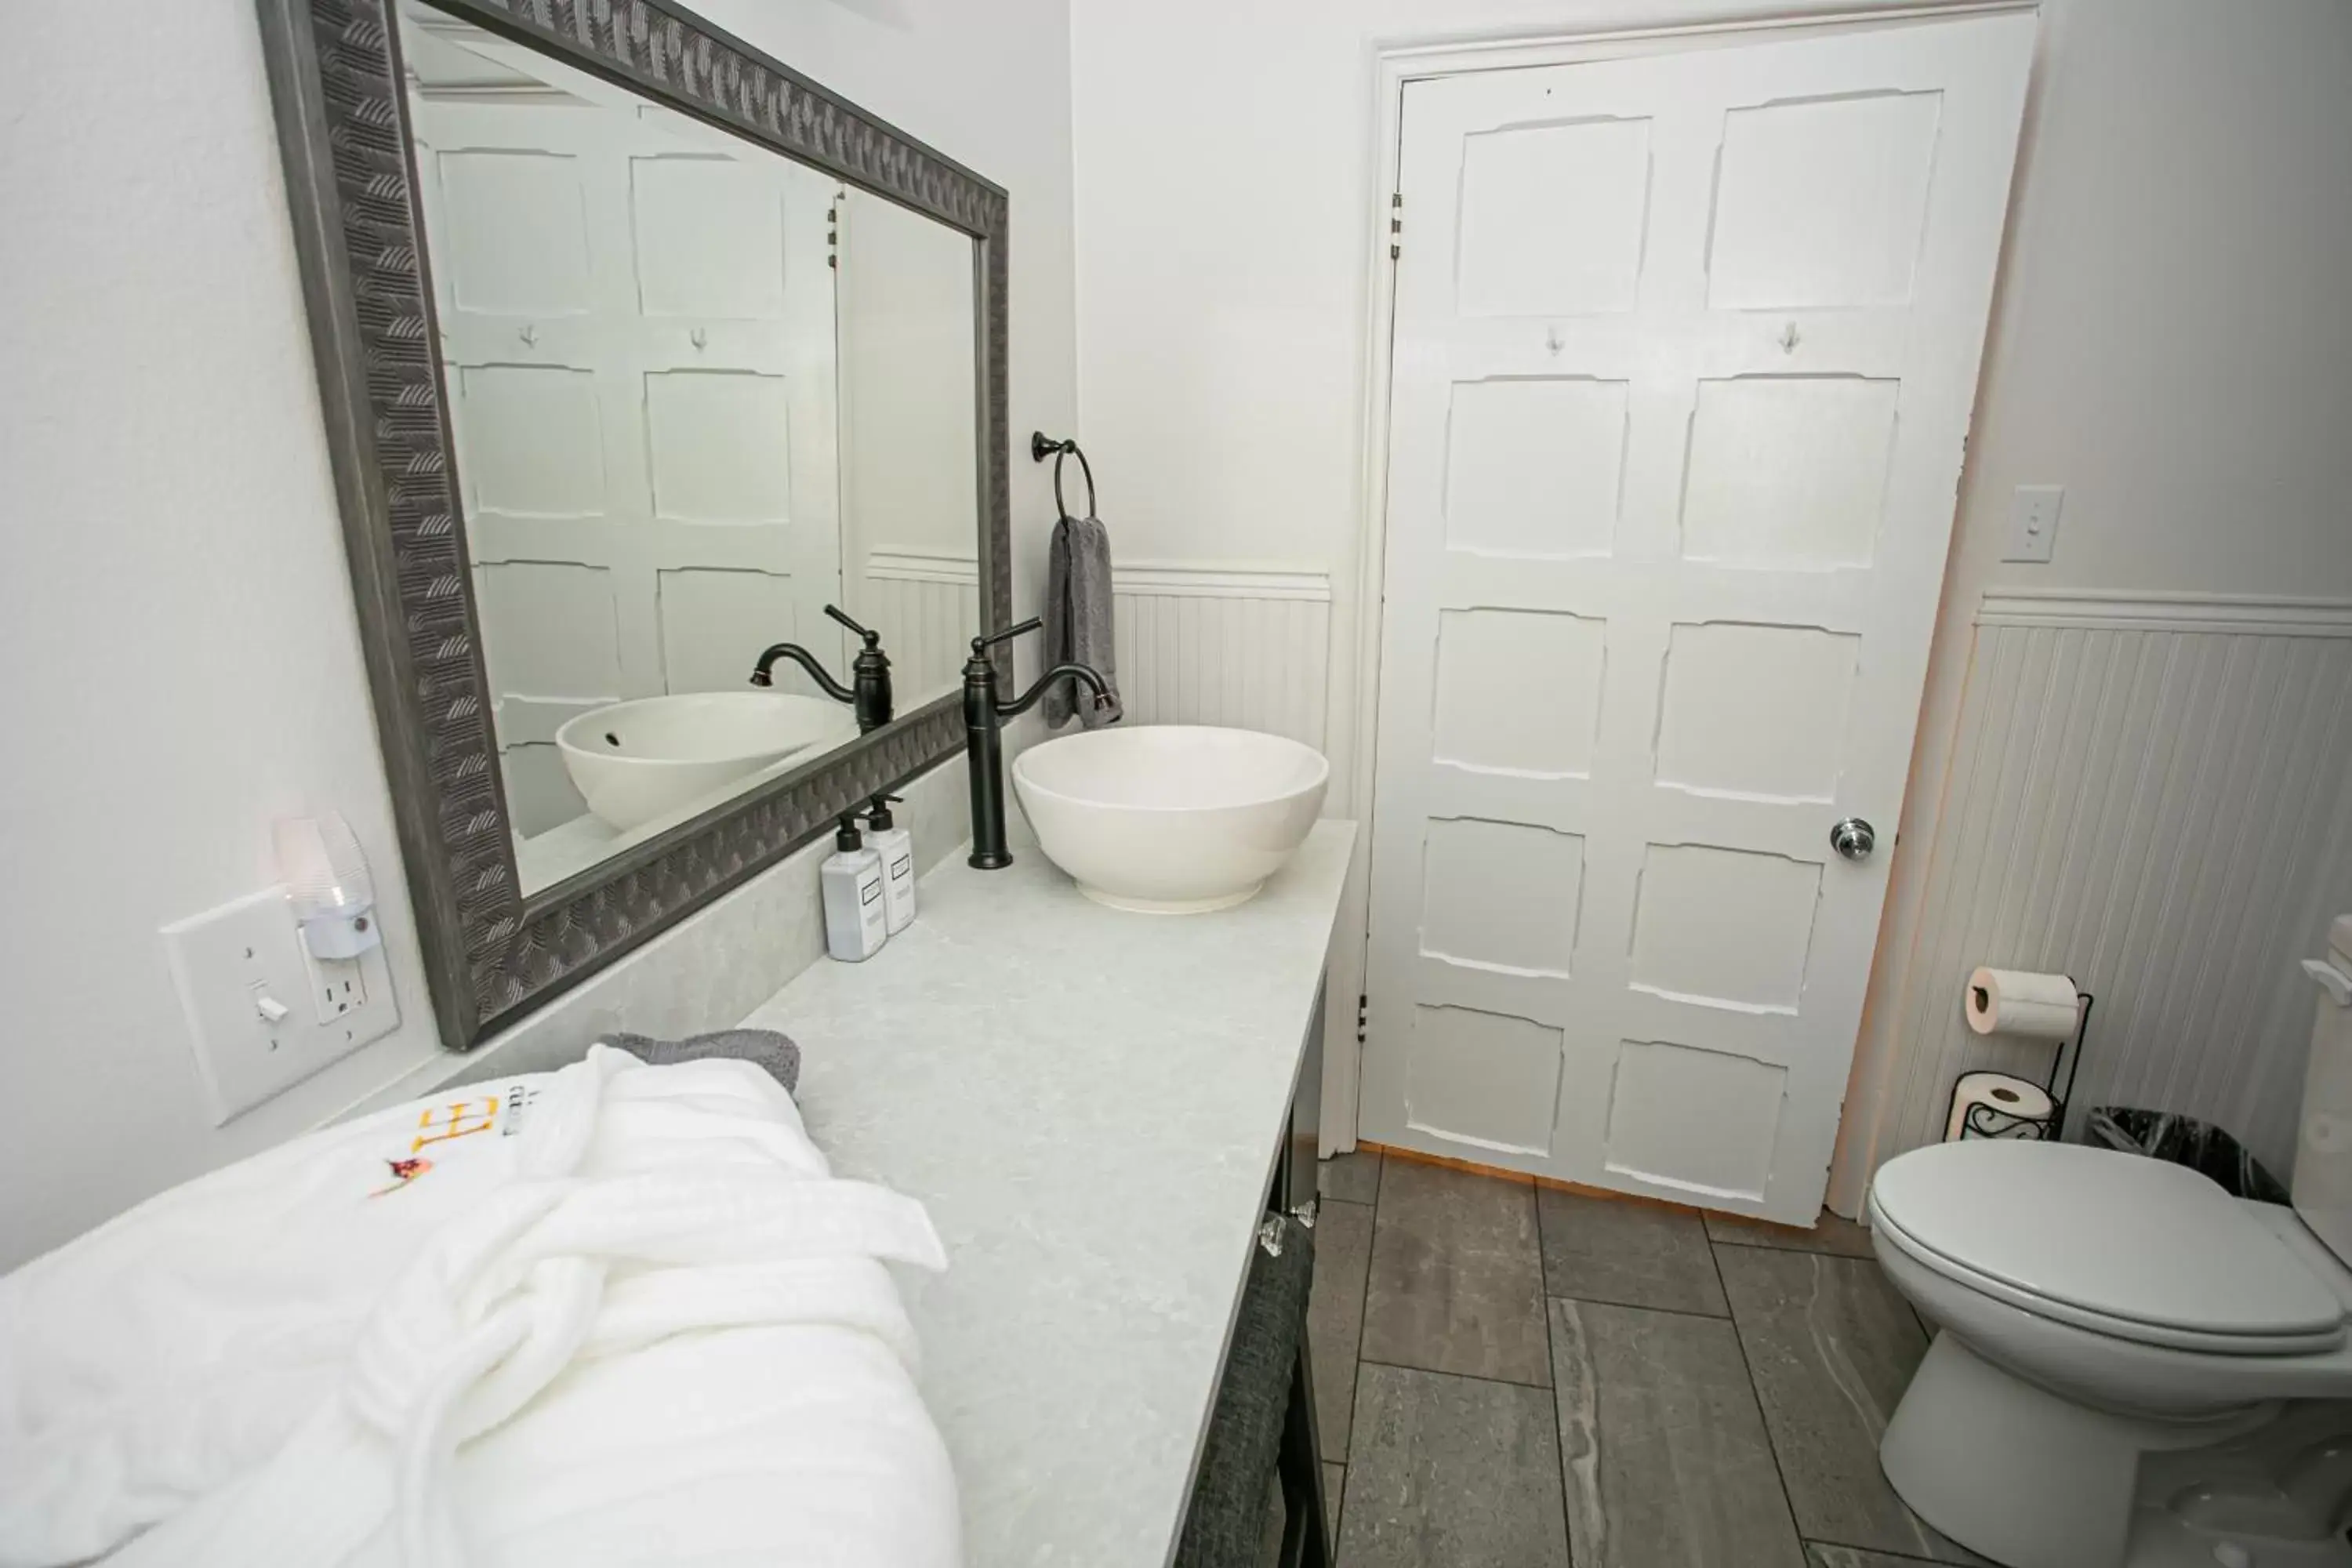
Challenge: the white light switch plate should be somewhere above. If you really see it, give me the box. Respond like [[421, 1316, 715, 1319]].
[[162, 886, 399, 1124], [2005, 484, 2063, 562]]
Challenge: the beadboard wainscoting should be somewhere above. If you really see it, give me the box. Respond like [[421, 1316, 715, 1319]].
[[1109, 563, 1333, 748], [1871, 592, 2352, 1179], [859, 554, 1334, 749], [861, 547, 981, 703]]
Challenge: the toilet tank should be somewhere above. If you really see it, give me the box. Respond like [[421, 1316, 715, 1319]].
[[2291, 915, 2352, 1266]]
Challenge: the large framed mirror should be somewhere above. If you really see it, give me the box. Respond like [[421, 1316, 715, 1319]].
[[257, 0, 1010, 1047]]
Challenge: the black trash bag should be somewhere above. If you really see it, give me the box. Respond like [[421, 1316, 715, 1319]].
[[2083, 1107, 2290, 1204]]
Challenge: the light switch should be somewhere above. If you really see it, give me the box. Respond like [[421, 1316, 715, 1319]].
[[162, 886, 399, 1124], [2005, 485, 2063, 563]]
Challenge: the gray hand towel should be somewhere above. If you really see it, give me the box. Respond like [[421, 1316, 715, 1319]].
[[1044, 511, 1119, 729], [604, 1027, 800, 1094]]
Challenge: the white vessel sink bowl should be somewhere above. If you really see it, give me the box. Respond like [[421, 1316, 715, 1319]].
[[557, 692, 856, 831], [1012, 725, 1329, 913]]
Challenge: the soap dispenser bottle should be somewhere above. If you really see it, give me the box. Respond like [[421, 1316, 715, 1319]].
[[863, 793, 916, 935], [821, 811, 888, 961]]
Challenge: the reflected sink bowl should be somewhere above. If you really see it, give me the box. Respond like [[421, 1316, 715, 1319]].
[[557, 692, 858, 831], [1011, 725, 1329, 913]]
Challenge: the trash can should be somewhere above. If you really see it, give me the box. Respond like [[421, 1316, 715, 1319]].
[[2083, 1107, 2289, 1204]]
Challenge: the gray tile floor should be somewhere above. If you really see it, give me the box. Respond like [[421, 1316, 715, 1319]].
[[1309, 1150, 1986, 1568]]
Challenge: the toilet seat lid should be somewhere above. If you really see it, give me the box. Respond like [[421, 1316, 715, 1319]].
[[1871, 1141, 2342, 1344]]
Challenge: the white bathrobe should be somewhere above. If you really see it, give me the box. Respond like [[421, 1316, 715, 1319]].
[[0, 1046, 958, 1568]]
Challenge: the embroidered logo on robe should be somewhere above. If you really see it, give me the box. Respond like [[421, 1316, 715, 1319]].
[[370, 1156, 434, 1197]]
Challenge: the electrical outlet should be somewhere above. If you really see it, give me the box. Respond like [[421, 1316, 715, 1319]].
[[2005, 484, 2063, 562], [300, 928, 368, 1024], [162, 886, 399, 1124]]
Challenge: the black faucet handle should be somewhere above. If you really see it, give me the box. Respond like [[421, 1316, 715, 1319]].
[[825, 604, 880, 648], [971, 617, 1044, 655]]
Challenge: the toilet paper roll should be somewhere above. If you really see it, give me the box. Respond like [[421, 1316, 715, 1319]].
[[1945, 1070, 2056, 1142], [1965, 967, 2082, 1041]]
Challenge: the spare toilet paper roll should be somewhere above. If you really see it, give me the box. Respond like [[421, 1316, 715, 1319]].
[[1946, 1069, 2056, 1141], [1965, 967, 2081, 1040]]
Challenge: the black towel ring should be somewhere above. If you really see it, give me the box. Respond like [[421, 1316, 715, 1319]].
[[1030, 430, 1097, 521]]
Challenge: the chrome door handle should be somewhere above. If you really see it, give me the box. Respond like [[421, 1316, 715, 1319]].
[[1830, 818, 1876, 862]]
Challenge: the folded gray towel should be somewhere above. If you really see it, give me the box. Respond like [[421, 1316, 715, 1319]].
[[1044, 510, 1118, 730], [605, 1028, 800, 1094]]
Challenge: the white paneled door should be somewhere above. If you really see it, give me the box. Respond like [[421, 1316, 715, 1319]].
[[1360, 14, 2034, 1221], [410, 94, 841, 837]]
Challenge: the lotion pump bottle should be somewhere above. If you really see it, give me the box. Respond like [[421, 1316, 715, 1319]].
[[863, 793, 916, 935], [821, 811, 887, 961]]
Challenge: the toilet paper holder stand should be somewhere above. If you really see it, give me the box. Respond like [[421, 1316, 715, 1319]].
[[1948, 985, 2094, 1142]]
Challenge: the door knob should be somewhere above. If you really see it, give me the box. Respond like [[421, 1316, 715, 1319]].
[[1830, 817, 1876, 862]]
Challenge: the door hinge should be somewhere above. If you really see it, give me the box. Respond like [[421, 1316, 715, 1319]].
[[1389, 191, 1403, 261], [828, 198, 840, 270], [1356, 992, 1369, 1044]]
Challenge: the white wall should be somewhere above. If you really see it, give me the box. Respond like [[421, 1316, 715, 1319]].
[[1069, 0, 2352, 1183], [1835, 0, 2352, 1201], [0, 0, 1073, 1270]]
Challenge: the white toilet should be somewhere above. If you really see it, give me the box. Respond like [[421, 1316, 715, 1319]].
[[1869, 916, 2352, 1568]]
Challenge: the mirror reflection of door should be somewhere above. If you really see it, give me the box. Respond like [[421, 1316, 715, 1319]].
[[394, 4, 978, 895]]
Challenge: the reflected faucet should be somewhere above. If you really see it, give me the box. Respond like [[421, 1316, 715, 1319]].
[[750, 604, 894, 733], [964, 617, 1119, 869]]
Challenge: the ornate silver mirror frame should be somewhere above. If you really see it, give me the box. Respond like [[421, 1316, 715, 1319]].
[[255, 0, 1011, 1047]]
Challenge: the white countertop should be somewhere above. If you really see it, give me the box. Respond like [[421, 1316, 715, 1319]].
[[738, 819, 1356, 1567]]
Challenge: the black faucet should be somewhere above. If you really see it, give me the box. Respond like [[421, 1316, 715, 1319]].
[[964, 617, 1118, 869], [750, 604, 893, 733]]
